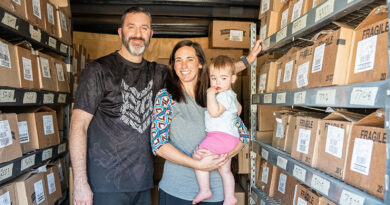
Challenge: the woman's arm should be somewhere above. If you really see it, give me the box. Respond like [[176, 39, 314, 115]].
[[234, 39, 263, 74]]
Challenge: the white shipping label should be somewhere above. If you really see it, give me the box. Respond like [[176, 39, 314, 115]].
[[260, 25, 267, 41], [311, 174, 330, 196], [261, 0, 270, 14], [325, 125, 345, 159], [18, 121, 30, 144], [34, 180, 45, 204], [58, 94, 67, 103], [297, 197, 307, 205], [58, 143, 66, 154], [47, 172, 56, 194], [297, 128, 311, 154], [56, 63, 65, 82], [354, 35, 378, 73], [315, 89, 336, 105], [60, 44, 68, 54], [0, 191, 11, 205], [42, 148, 52, 161], [1, 12, 17, 30], [276, 69, 282, 87], [21, 154, 35, 171], [293, 165, 306, 182], [278, 173, 287, 194], [350, 138, 374, 176], [12, 0, 21, 5], [261, 164, 269, 183], [296, 61, 309, 88], [60, 11, 68, 31], [261, 149, 269, 161], [22, 57, 33, 81], [0, 90, 16, 103], [276, 118, 284, 138], [350, 87, 378, 106], [276, 92, 286, 104], [263, 93, 272, 104], [42, 115, 54, 135], [0, 164, 13, 181], [258, 73, 267, 92], [229, 30, 243, 42], [292, 14, 307, 34], [57, 163, 64, 181], [276, 27, 287, 43], [47, 3, 55, 25], [283, 60, 294, 82], [32, 0, 42, 19], [281, 9, 289, 28], [40, 57, 51, 78], [294, 91, 306, 105], [23, 92, 37, 104], [81, 55, 86, 69], [43, 93, 54, 104], [292, 0, 303, 21], [0, 120, 13, 148], [29, 25, 41, 42], [340, 189, 365, 205], [277, 156, 288, 170], [312, 43, 325, 73], [0, 41, 11, 68], [315, 0, 334, 22], [48, 37, 56, 49]]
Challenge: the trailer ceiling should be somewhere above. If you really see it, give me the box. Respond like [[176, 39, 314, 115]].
[[70, 0, 260, 37]]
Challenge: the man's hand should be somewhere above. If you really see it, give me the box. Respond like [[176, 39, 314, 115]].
[[74, 176, 93, 205]]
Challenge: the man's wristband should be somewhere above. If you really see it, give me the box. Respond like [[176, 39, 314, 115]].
[[240, 56, 251, 68]]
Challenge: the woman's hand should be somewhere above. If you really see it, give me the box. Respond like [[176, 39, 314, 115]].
[[192, 147, 214, 160], [195, 153, 228, 171], [247, 39, 264, 64]]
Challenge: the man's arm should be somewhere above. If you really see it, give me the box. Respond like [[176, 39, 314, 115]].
[[69, 109, 94, 205]]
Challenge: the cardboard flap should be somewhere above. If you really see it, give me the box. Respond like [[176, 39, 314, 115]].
[[355, 6, 388, 30], [355, 109, 385, 128], [33, 106, 55, 113], [311, 30, 333, 41], [14, 171, 35, 182], [323, 110, 365, 122], [332, 21, 354, 30]]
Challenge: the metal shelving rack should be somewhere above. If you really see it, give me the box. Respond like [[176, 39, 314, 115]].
[[249, 0, 390, 204]]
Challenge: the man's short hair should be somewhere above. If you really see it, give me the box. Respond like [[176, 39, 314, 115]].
[[120, 7, 152, 27]]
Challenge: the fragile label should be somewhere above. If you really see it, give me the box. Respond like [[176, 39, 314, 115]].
[[261, 148, 269, 161], [258, 73, 267, 92], [315, 89, 336, 105], [56, 63, 65, 82], [58, 143, 66, 154], [48, 37, 57, 49], [281, 9, 289, 29], [311, 174, 330, 196], [296, 61, 309, 88], [263, 93, 272, 104], [0, 41, 11, 68], [292, 14, 307, 34], [312, 43, 325, 73], [297, 197, 307, 205], [261, 0, 270, 14], [291, 0, 303, 22], [22, 57, 33, 81], [260, 25, 267, 41], [32, 0, 42, 19], [339, 189, 365, 205], [0, 191, 11, 205], [230, 30, 243, 42], [42, 148, 53, 161], [40, 57, 51, 78], [276, 26, 287, 43], [283, 60, 294, 83], [60, 11, 68, 31], [315, 0, 334, 22], [276, 92, 286, 104], [43, 115, 54, 135], [293, 165, 306, 182], [1, 12, 17, 30], [354, 35, 377, 73], [0, 120, 13, 148], [277, 156, 288, 170], [21, 154, 35, 171], [261, 164, 269, 183], [18, 121, 30, 143], [0, 164, 13, 181], [60, 44, 68, 54], [350, 87, 378, 106], [43, 93, 54, 104], [325, 125, 345, 159], [34, 180, 45, 204], [46, 3, 55, 25], [278, 173, 287, 194], [294, 91, 306, 105], [47, 172, 56, 194], [29, 25, 42, 42], [350, 138, 373, 176], [58, 94, 67, 103], [276, 68, 282, 87], [0, 90, 16, 103], [297, 128, 311, 154], [276, 118, 284, 138]]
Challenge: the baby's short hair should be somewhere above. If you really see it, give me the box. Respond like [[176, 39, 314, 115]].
[[210, 55, 235, 74]]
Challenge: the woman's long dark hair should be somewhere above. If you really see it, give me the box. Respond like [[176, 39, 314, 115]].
[[166, 40, 209, 107]]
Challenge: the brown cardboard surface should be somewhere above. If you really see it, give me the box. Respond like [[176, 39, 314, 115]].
[[203, 48, 243, 65], [0, 38, 21, 88], [347, 6, 388, 84], [14, 45, 39, 90], [288, 0, 310, 22], [273, 169, 299, 204], [36, 51, 57, 91], [309, 26, 353, 88], [56, 6, 72, 44], [26, 0, 47, 31], [295, 184, 320, 205], [238, 145, 250, 174], [210, 20, 252, 49], [235, 183, 246, 205], [319, 196, 336, 205], [295, 45, 313, 89], [54, 59, 70, 93], [313, 0, 326, 8], [272, 110, 301, 153], [258, 60, 278, 93], [71, 48, 79, 76], [275, 47, 300, 91], [257, 105, 283, 131], [257, 131, 274, 144], [0, 113, 23, 163], [14, 172, 49, 205], [345, 109, 386, 199], [259, 0, 290, 18], [259, 11, 279, 39], [49, 0, 71, 17], [256, 160, 278, 197], [0, 183, 18, 205], [17, 113, 39, 153], [0, 0, 27, 20], [316, 111, 365, 180], [44, 165, 62, 204], [44, 1, 58, 38], [155, 58, 169, 66], [277, 3, 291, 31]]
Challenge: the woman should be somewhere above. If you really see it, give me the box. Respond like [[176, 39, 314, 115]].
[[151, 40, 262, 205]]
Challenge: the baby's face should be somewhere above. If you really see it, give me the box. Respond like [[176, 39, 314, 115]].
[[209, 66, 236, 93]]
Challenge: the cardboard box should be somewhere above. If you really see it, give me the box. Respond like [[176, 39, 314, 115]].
[[319, 197, 336, 205], [238, 144, 249, 174], [289, 0, 312, 22], [259, 11, 279, 39], [235, 183, 246, 205], [26, 0, 47, 31], [313, 0, 326, 8], [291, 114, 324, 167], [54, 157, 68, 191], [14, 172, 49, 205], [256, 131, 274, 143], [54, 58, 70, 93], [272, 111, 297, 153], [345, 109, 386, 199], [0, 0, 27, 20], [36, 51, 57, 91], [257, 105, 283, 131], [275, 47, 299, 91], [0, 183, 18, 205], [44, 0, 58, 38], [258, 60, 278, 93], [71, 48, 79, 75], [0, 38, 21, 88], [259, 0, 290, 18], [278, 3, 291, 30], [294, 184, 320, 205], [56, 6, 72, 44], [295, 45, 313, 89], [273, 169, 299, 204], [0, 113, 23, 163], [49, 0, 71, 17], [14, 44, 40, 90], [44, 165, 62, 204], [347, 6, 388, 84], [256, 160, 278, 197], [210, 20, 252, 49], [309, 25, 353, 88], [316, 111, 365, 180], [233, 75, 242, 104], [17, 106, 60, 151], [203, 48, 243, 64]]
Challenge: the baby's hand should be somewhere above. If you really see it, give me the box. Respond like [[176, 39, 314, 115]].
[[207, 87, 217, 95]]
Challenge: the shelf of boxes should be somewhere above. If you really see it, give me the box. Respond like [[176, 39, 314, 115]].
[[0, 86, 70, 106], [251, 186, 281, 205]]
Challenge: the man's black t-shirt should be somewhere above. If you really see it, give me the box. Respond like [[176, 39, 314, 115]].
[[74, 51, 168, 192]]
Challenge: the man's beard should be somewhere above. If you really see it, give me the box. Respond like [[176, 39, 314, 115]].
[[122, 30, 150, 56]]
